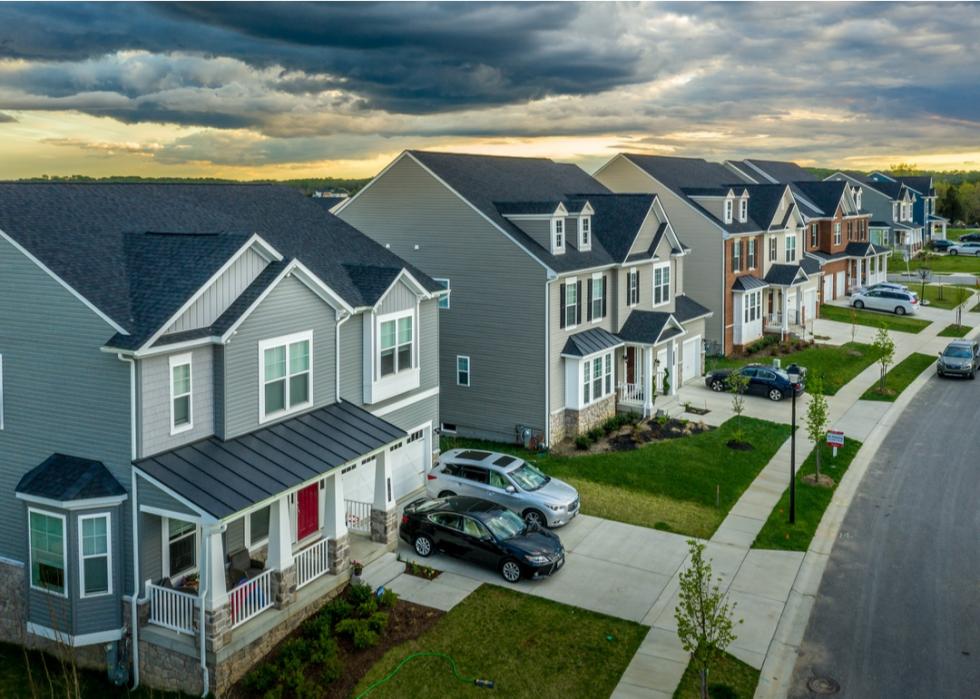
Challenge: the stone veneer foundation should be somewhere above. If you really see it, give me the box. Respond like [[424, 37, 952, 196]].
[[549, 393, 617, 444], [370, 508, 399, 547]]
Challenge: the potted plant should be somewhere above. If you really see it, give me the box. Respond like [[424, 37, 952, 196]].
[[351, 559, 364, 585]]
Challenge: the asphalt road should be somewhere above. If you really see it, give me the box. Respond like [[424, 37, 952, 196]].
[[789, 373, 980, 698]]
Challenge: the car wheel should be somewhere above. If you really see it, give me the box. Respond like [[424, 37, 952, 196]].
[[853, 300, 864, 309], [437, 490, 456, 498], [768, 388, 783, 401], [523, 509, 547, 528], [710, 379, 725, 392], [895, 306, 906, 315], [500, 559, 522, 584], [414, 534, 434, 557], [950, 249, 958, 255], [971, 371, 976, 380]]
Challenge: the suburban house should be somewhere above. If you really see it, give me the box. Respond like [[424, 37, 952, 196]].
[[826, 171, 924, 253], [727, 159, 888, 299], [334, 151, 712, 446], [867, 172, 947, 241], [0, 183, 444, 695], [594, 154, 822, 356]]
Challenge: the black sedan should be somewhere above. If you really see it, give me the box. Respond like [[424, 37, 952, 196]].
[[930, 239, 955, 252], [960, 232, 980, 243], [705, 363, 805, 401], [400, 496, 565, 583]]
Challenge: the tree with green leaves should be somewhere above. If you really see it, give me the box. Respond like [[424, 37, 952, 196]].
[[675, 540, 740, 699], [804, 375, 830, 482], [872, 326, 895, 392], [727, 370, 750, 443]]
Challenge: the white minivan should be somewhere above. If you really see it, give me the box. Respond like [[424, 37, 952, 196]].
[[851, 288, 919, 315]]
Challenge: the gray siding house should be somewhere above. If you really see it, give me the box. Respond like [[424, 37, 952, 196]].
[[336, 151, 711, 446], [826, 171, 924, 252], [0, 184, 443, 696]]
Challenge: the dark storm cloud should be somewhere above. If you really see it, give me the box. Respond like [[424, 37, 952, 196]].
[[0, 112, 16, 123]]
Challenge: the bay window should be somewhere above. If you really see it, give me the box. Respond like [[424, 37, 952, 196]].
[[79, 513, 111, 597], [653, 264, 670, 306], [260, 331, 312, 421], [581, 352, 614, 405], [743, 290, 761, 324], [29, 509, 66, 596], [380, 315, 413, 377]]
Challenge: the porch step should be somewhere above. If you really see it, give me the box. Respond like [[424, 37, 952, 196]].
[[361, 552, 403, 590]]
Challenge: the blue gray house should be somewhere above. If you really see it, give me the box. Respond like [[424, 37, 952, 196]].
[[0, 184, 443, 695], [826, 171, 925, 252], [867, 172, 947, 242]]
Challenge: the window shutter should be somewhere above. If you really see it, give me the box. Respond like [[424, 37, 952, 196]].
[[601, 276, 607, 317], [559, 283, 566, 329], [587, 280, 593, 321], [576, 281, 582, 325]]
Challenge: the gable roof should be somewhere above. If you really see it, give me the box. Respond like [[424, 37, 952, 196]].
[[792, 180, 850, 218], [737, 159, 820, 184], [16, 454, 126, 503], [732, 275, 769, 292], [0, 183, 440, 350], [561, 327, 624, 358], [764, 264, 809, 286]]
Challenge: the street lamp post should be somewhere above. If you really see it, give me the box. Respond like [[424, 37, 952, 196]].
[[787, 366, 801, 524]]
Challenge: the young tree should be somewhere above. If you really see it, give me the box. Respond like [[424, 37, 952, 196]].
[[804, 375, 830, 481], [727, 370, 750, 443], [675, 540, 740, 699], [872, 326, 895, 392]]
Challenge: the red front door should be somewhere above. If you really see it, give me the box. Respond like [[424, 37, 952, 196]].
[[625, 347, 636, 384], [297, 483, 319, 540]]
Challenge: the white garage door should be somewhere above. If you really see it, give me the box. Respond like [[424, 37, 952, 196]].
[[823, 274, 833, 301], [682, 336, 700, 383], [391, 424, 430, 501], [342, 458, 375, 504], [803, 290, 817, 326], [835, 272, 845, 297]]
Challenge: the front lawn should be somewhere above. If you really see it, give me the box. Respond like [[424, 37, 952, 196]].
[[937, 323, 972, 338], [819, 303, 931, 334], [892, 250, 980, 275], [916, 284, 976, 310], [947, 227, 978, 241], [444, 417, 791, 539], [673, 651, 760, 699], [354, 585, 646, 699], [860, 353, 936, 402], [753, 439, 862, 552], [710, 342, 880, 395]]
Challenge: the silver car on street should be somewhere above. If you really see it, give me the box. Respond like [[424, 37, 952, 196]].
[[937, 340, 980, 379], [427, 448, 580, 528]]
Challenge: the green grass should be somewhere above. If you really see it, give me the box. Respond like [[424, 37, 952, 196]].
[[938, 324, 972, 338], [0, 642, 189, 698], [673, 651, 760, 699], [819, 303, 931, 334], [354, 585, 647, 699], [915, 284, 976, 310], [860, 353, 936, 402], [947, 227, 977, 241], [709, 342, 880, 395], [753, 439, 862, 552], [891, 250, 980, 275], [443, 417, 791, 539]]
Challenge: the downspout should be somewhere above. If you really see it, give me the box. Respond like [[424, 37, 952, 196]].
[[335, 311, 352, 402], [199, 520, 227, 697], [117, 353, 140, 690], [544, 279, 551, 446]]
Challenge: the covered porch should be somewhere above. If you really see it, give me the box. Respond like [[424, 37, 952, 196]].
[[760, 265, 817, 339], [845, 244, 889, 293]]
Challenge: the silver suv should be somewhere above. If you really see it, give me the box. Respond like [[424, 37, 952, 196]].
[[427, 449, 580, 528], [937, 340, 979, 379]]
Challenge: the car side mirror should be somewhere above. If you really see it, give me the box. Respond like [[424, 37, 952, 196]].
[[505, 485, 517, 494]]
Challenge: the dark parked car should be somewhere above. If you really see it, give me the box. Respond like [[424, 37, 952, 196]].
[[705, 363, 806, 401], [937, 340, 980, 379], [959, 232, 980, 243], [930, 239, 955, 252], [399, 496, 565, 583]]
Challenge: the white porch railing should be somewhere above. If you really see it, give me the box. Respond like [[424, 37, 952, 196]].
[[766, 312, 783, 328], [295, 538, 331, 590], [345, 499, 373, 535], [147, 583, 196, 635], [618, 382, 645, 403], [229, 568, 274, 629]]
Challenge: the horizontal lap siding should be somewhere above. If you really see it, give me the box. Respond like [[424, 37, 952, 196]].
[[139, 513, 162, 586], [74, 504, 124, 635], [139, 347, 215, 458], [338, 156, 546, 442]]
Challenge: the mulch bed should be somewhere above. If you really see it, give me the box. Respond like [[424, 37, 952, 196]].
[[404, 561, 442, 580], [683, 405, 711, 416], [607, 418, 713, 452]]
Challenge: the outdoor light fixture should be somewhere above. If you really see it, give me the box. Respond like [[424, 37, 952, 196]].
[[787, 366, 801, 524]]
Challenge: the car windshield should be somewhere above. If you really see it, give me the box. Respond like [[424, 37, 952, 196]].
[[483, 510, 527, 540], [944, 347, 973, 359], [508, 463, 550, 491]]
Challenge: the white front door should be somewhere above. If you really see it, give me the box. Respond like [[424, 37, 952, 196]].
[[656, 348, 668, 394], [835, 271, 845, 297], [823, 274, 834, 301], [682, 337, 700, 383], [391, 424, 430, 501]]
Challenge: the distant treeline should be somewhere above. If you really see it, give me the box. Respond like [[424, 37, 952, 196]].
[[15, 174, 373, 197]]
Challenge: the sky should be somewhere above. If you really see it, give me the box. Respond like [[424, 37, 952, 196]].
[[1, 1, 979, 180]]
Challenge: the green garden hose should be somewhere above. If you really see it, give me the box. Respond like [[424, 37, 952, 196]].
[[354, 651, 494, 698]]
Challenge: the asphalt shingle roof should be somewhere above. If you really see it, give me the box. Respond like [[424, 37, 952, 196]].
[[739, 159, 820, 184], [732, 275, 769, 292], [561, 327, 624, 357], [16, 454, 126, 502], [673, 294, 713, 322], [765, 264, 808, 286], [617, 310, 673, 344], [0, 183, 440, 349], [800, 257, 823, 275], [792, 181, 850, 218], [135, 401, 406, 519]]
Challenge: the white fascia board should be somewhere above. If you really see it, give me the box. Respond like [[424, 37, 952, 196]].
[[15, 492, 127, 510], [134, 469, 218, 523], [329, 151, 411, 216], [0, 226, 129, 336], [372, 268, 433, 313]]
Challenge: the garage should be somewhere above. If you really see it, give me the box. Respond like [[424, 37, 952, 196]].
[[823, 274, 834, 301], [803, 289, 817, 326], [836, 271, 846, 297], [342, 457, 375, 504], [391, 423, 431, 501], [682, 336, 701, 383]]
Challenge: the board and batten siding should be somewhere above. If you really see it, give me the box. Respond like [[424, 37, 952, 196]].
[[164, 247, 269, 334], [138, 346, 215, 458], [596, 158, 726, 352], [221, 275, 337, 440], [377, 279, 418, 316], [0, 234, 134, 596], [338, 155, 547, 442]]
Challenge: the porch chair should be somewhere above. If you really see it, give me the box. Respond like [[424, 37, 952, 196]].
[[228, 548, 265, 587]]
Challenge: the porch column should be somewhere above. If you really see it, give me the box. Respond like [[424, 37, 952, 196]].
[[267, 496, 295, 608], [781, 290, 789, 335], [371, 450, 398, 547], [323, 473, 350, 575], [642, 346, 654, 417], [202, 525, 227, 611]]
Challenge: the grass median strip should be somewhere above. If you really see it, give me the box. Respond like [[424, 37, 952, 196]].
[[673, 651, 760, 699], [819, 303, 930, 334], [753, 439, 862, 552], [354, 585, 646, 699], [937, 323, 972, 337], [916, 284, 976, 310], [444, 417, 791, 539], [861, 352, 936, 402]]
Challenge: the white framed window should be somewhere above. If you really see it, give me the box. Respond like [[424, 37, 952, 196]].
[[457, 355, 470, 386], [79, 513, 111, 598], [579, 216, 591, 249], [379, 312, 413, 378], [785, 235, 797, 262], [259, 331, 312, 422], [563, 279, 578, 328], [581, 352, 614, 405], [810, 223, 818, 248], [552, 217, 565, 253], [739, 198, 748, 223], [855, 189, 862, 209], [433, 278, 450, 310], [743, 290, 761, 323], [164, 517, 197, 579], [590, 275, 604, 321], [169, 353, 193, 435], [834, 222, 842, 246], [724, 198, 734, 224], [627, 268, 640, 306], [748, 239, 756, 269], [768, 236, 777, 261], [653, 264, 670, 306], [28, 509, 66, 597], [732, 240, 741, 272], [245, 506, 271, 549], [582, 361, 590, 404]]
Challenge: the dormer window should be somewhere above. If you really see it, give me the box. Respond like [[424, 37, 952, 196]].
[[578, 216, 592, 250], [739, 198, 748, 223], [724, 198, 734, 224], [552, 217, 565, 253], [855, 188, 862, 209]]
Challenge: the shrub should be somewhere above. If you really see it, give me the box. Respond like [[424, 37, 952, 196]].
[[367, 611, 389, 633], [356, 595, 378, 617], [587, 427, 604, 442], [323, 596, 353, 625], [378, 587, 399, 610], [242, 662, 278, 693], [336, 617, 381, 649], [347, 582, 374, 606], [302, 610, 333, 640], [574, 435, 591, 450]]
